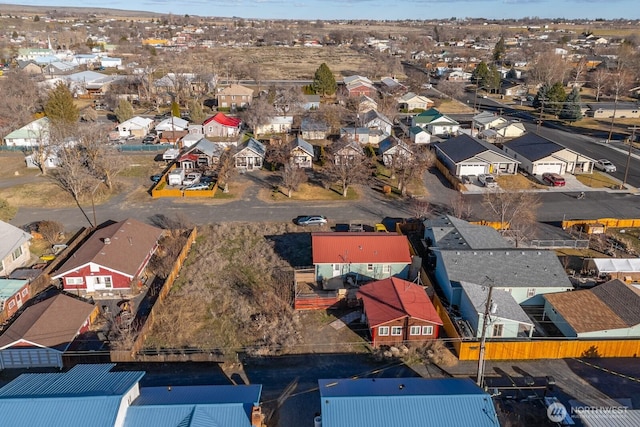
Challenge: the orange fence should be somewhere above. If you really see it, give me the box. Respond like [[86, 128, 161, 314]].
[[470, 220, 510, 231], [562, 217, 640, 231], [151, 163, 219, 198]]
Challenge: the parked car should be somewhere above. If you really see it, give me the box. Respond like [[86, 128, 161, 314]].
[[184, 182, 210, 191], [478, 174, 498, 188], [296, 215, 328, 226], [150, 174, 163, 183], [595, 159, 616, 173], [542, 172, 566, 187], [200, 175, 215, 184], [143, 135, 158, 145], [182, 172, 202, 186]]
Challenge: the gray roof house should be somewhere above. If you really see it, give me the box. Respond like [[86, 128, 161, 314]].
[[424, 215, 508, 250], [290, 136, 314, 168], [0, 221, 32, 278], [233, 138, 265, 171], [502, 133, 595, 176], [378, 136, 413, 167], [435, 134, 519, 177], [586, 102, 640, 119]]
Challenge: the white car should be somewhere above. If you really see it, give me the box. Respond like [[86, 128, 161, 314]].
[[182, 172, 202, 186], [595, 159, 616, 173], [478, 174, 498, 188]]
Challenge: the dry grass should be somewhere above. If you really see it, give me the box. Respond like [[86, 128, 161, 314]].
[[495, 174, 546, 190], [435, 98, 476, 114], [575, 172, 620, 189], [0, 181, 76, 208], [0, 154, 40, 179], [260, 182, 360, 201]]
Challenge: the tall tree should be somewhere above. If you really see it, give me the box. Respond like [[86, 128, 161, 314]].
[[559, 87, 582, 122], [484, 64, 502, 94], [606, 70, 633, 142], [545, 82, 567, 116], [44, 81, 79, 135], [492, 36, 506, 62], [114, 99, 134, 123], [312, 63, 337, 97], [171, 100, 181, 117], [281, 163, 307, 198], [187, 98, 205, 124], [482, 189, 541, 247], [472, 61, 490, 86], [589, 68, 609, 102], [324, 140, 371, 197]]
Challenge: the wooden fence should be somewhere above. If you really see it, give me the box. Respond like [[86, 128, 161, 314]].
[[435, 159, 466, 192], [110, 227, 198, 362], [151, 163, 219, 198], [562, 217, 640, 231]]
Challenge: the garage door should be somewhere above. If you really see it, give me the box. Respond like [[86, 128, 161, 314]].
[[459, 164, 486, 177], [0, 348, 62, 369], [534, 163, 563, 175]]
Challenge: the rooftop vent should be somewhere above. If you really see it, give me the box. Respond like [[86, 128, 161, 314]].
[[104, 238, 111, 245]]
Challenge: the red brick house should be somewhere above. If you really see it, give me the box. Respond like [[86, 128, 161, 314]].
[[52, 219, 163, 296], [0, 279, 31, 320], [357, 277, 442, 347]]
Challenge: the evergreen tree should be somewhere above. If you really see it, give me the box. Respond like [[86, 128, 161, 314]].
[[44, 82, 79, 129], [312, 63, 337, 96], [187, 99, 205, 124], [559, 86, 583, 122], [484, 64, 502, 94], [493, 36, 506, 62], [472, 61, 489, 85], [545, 82, 567, 116], [533, 83, 549, 110], [114, 99, 134, 123]]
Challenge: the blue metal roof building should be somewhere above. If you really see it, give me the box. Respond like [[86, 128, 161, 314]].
[[318, 377, 500, 427], [0, 364, 144, 427]]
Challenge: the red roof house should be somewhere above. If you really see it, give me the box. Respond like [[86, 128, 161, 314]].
[[52, 219, 163, 296], [203, 113, 242, 138], [311, 232, 413, 287], [358, 277, 442, 347]]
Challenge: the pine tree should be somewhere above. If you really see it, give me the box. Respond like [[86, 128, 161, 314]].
[[312, 63, 337, 96], [44, 81, 79, 129], [533, 84, 549, 110], [187, 99, 205, 124], [545, 82, 567, 116], [472, 61, 489, 85], [114, 99, 134, 123], [559, 87, 583, 122], [484, 64, 501, 94], [493, 36, 506, 62]]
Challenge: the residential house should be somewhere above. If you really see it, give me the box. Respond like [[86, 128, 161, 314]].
[[0, 279, 30, 320], [409, 126, 432, 145], [0, 220, 32, 278], [117, 116, 154, 138], [301, 117, 330, 140], [52, 219, 163, 296], [379, 76, 406, 94], [203, 113, 242, 138], [398, 92, 434, 112], [290, 137, 314, 169], [543, 279, 640, 338], [311, 232, 413, 288], [63, 70, 123, 97], [100, 57, 122, 68], [361, 109, 393, 136], [302, 94, 321, 110], [154, 73, 216, 97], [582, 258, 640, 282], [502, 133, 595, 175], [217, 84, 254, 110], [3, 117, 50, 147], [435, 134, 519, 177], [255, 116, 293, 136], [331, 140, 365, 166], [358, 277, 442, 347], [444, 69, 473, 81], [339, 127, 386, 146], [501, 81, 528, 97], [155, 116, 189, 133], [181, 134, 203, 148], [234, 138, 266, 171], [178, 138, 225, 170], [17, 60, 43, 75], [585, 103, 640, 119], [378, 136, 413, 167], [357, 95, 378, 113], [480, 121, 526, 143], [0, 293, 97, 369], [44, 61, 78, 75], [343, 75, 377, 98], [411, 108, 460, 136], [318, 378, 500, 427], [0, 363, 266, 427], [472, 111, 508, 133]]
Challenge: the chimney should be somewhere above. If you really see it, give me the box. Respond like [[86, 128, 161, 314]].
[[104, 238, 111, 245], [251, 406, 264, 427]]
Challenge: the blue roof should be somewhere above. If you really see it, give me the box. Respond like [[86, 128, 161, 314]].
[[319, 378, 499, 427], [134, 385, 262, 406], [0, 279, 28, 299], [0, 364, 144, 398]]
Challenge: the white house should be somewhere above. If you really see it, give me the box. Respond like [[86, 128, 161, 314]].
[[255, 116, 293, 136], [3, 117, 50, 147], [410, 126, 432, 144], [0, 221, 32, 278], [155, 116, 189, 133], [117, 116, 154, 138]]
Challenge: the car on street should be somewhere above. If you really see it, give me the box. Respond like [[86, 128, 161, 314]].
[[595, 159, 616, 173], [295, 215, 328, 226], [542, 172, 566, 187], [182, 172, 202, 186], [143, 135, 158, 145], [478, 174, 498, 188], [184, 182, 210, 191]]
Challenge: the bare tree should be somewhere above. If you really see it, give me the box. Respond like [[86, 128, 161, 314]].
[[240, 96, 275, 137], [77, 124, 127, 190], [450, 194, 473, 220], [410, 198, 432, 219], [438, 80, 465, 100], [217, 148, 237, 193], [0, 71, 44, 138], [589, 68, 609, 102], [396, 147, 434, 197], [482, 189, 541, 247], [324, 141, 372, 197], [571, 57, 588, 87], [280, 163, 307, 198], [527, 49, 570, 87], [606, 70, 633, 142], [37, 220, 64, 245]]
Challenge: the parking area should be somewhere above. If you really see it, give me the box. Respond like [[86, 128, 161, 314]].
[[462, 172, 592, 194]]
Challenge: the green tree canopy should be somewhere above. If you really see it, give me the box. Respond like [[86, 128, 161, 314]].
[[472, 61, 489, 84], [114, 99, 134, 123], [484, 64, 502, 93], [187, 99, 205, 124], [545, 82, 567, 116], [493, 36, 506, 62], [171, 101, 181, 117], [44, 81, 79, 130], [559, 86, 583, 122], [312, 63, 337, 96]]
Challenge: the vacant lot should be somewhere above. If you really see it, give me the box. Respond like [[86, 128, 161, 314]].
[[144, 222, 367, 358]]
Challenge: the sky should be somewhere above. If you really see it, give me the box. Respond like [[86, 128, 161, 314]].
[[1, 0, 639, 21]]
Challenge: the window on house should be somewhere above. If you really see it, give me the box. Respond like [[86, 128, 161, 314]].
[[367, 264, 374, 272], [492, 324, 504, 337], [11, 246, 23, 261], [410, 326, 421, 336], [8, 300, 15, 309], [66, 277, 84, 285], [527, 288, 536, 298], [378, 326, 389, 336], [90, 263, 100, 273], [21, 289, 28, 297], [422, 325, 434, 336], [95, 276, 113, 288], [391, 326, 402, 336], [382, 265, 391, 274]]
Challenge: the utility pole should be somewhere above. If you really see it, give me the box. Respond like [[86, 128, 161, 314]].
[[477, 283, 495, 388], [536, 98, 546, 133], [622, 126, 640, 189]]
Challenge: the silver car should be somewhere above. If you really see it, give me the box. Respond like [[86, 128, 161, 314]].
[[595, 159, 616, 173], [296, 215, 328, 226], [478, 174, 498, 188]]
